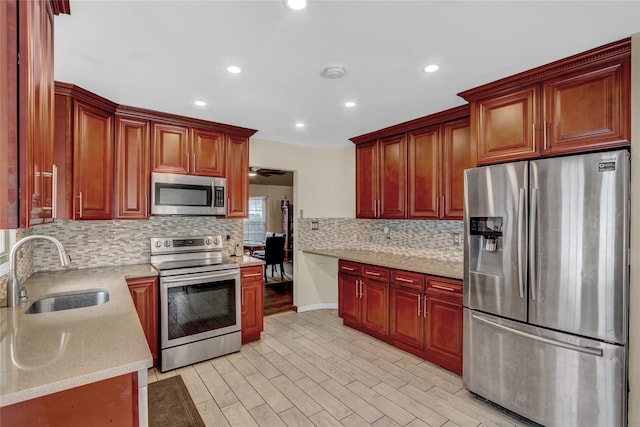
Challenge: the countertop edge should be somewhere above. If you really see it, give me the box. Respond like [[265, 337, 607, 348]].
[[301, 249, 463, 280]]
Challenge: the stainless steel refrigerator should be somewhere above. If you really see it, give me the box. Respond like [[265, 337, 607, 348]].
[[463, 149, 630, 427]]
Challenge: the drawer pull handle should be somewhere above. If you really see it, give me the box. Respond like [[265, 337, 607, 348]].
[[244, 273, 262, 277], [432, 284, 456, 292], [364, 271, 381, 276], [341, 266, 355, 271], [396, 277, 415, 284]]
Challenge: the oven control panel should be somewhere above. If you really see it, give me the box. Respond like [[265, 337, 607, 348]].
[[150, 236, 223, 254]]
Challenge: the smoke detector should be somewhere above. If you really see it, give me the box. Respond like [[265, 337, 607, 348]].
[[321, 65, 346, 79]]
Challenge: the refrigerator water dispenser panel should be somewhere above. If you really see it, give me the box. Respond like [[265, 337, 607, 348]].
[[470, 217, 503, 252]]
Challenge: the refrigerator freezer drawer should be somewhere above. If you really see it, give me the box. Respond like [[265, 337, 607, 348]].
[[463, 309, 626, 427]]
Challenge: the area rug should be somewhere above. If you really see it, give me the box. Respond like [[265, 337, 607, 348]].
[[149, 375, 205, 427]]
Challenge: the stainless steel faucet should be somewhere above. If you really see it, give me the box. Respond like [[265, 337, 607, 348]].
[[8, 235, 72, 307]]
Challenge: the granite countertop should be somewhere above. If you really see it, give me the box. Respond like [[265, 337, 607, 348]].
[[229, 254, 265, 267], [302, 248, 463, 280], [0, 264, 158, 407]]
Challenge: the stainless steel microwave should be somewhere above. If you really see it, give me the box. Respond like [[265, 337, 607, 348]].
[[151, 172, 226, 216]]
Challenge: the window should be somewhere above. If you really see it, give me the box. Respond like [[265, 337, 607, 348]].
[[0, 230, 15, 275], [243, 197, 267, 243]]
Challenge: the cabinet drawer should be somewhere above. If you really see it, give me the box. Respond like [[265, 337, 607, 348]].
[[427, 277, 462, 298], [361, 265, 389, 283], [241, 265, 263, 282], [390, 269, 425, 290], [339, 260, 361, 276]]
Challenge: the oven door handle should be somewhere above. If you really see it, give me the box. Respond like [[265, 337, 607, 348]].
[[161, 270, 239, 285]]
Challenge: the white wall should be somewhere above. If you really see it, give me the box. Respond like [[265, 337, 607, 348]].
[[628, 32, 639, 427], [249, 138, 355, 309], [249, 184, 293, 234]]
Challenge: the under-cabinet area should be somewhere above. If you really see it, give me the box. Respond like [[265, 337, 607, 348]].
[[337, 258, 463, 375]]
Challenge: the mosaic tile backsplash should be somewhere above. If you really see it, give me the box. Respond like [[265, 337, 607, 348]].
[[298, 218, 464, 262], [31, 217, 243, 272]]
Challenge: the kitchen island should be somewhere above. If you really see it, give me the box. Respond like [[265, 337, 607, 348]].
[[0, 264, 157, 425]]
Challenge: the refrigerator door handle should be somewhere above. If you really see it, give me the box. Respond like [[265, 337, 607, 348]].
[[529, 188, 538, 301], [517, 188, 526, 299], [471, 314, 603, 357]]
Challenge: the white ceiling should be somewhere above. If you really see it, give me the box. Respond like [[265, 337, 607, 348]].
[[54, 1, 640, 148]]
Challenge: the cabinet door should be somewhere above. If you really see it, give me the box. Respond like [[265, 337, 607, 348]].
[[390, 285, 424, 350], [442, 117, 473, 219], [425, 294, 463, 375], [408, 125, 440, 218], [151, 122, 189, 174], [126, 276, 158, 366], [191, 128, 225, 177], [16, 0, 55, 227], [543, 59, 630, 155], [475, 85, 540, 165], [74, 101, 113, 220], [115, 116, 149, 219], [378, 134, 406, 219], [361, 279, 389, 336], [355, 141, 377, 218], [338, 273, 360, 324], [242, 281, 263, 343], [0, 1, 18, 228], [225, 134, 249, 218]]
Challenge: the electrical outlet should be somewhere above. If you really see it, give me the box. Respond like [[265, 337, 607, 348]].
[[311, 221, 319, 230], [453, 232, 462, 245]]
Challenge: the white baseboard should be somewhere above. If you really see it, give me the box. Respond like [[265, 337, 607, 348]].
[[297, 303, 338, 313]]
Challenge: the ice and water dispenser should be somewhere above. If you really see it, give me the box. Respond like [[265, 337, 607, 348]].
[[468, 217, 504, 275]]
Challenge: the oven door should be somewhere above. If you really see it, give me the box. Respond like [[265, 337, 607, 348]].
[[159, 269, 240, 349]]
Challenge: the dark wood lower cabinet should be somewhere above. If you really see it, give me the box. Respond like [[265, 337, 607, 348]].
[[339, 260, 463, 375], [126, 276, 158, 367], [424, 293, 463, 375], [0, 373, 139, 426], [241, 265, 264, 343], [338, 261, 389, 340]]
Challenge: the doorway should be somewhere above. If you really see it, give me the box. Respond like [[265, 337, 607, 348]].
[[245, 167, 294, 315]]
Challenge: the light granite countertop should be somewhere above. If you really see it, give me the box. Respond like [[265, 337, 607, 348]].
[[302, 249, 463, 280], [0, 264, 158, 407], [228, 254, 265, 267]]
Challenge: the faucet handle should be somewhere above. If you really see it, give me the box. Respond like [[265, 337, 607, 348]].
[[19, 287, 28, 301]]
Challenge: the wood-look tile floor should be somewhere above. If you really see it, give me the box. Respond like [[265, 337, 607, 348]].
[[148, 309, 537, 427]]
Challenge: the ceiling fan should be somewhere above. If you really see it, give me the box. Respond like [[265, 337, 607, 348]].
[[248, 167, 287, 177]]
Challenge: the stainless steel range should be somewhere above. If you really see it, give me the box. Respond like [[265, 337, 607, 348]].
[[150, 235, 241, 372]]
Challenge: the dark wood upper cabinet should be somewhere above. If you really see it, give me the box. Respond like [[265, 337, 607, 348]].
[[225, 134, 249, 218], [73, 101, 114, 220], [474, 85, 539, 164], [355, 141, 377, 218], [408, 125, 440, 219], [355, 135, 406, 219], [1, 0, 67, 228], [151, 122, 190, 175], [191, 128, 226, 177], [460, 38, 631, 165], [442, 117, 474, 219], [115, 115, 150, 219], [543, 59, 630, 155], [378, 135, 407, 219]]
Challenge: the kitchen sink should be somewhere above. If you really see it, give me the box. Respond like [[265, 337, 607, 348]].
[[25, 289, 110, 314]]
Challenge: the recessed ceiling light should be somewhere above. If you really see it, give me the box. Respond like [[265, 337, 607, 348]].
[[345, 101, 356, 108], [194, 100, 207, 107], [295, 122, 305, 128], [424, 64, 439, 73], [227, 65, 242, 74], [285, 0, 307, 10]]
